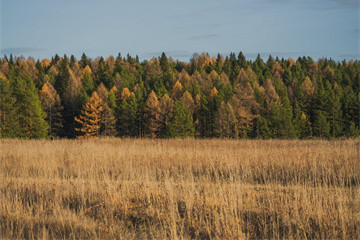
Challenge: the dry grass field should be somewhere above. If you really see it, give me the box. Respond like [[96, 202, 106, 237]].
[[0, 139, 359, 239]]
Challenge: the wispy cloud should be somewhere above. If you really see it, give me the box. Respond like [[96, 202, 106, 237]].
[[0, 47, 47, 55], [190, 34, 219, 40]]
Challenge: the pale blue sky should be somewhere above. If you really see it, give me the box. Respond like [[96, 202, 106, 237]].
[[1, 0, 359, 61]]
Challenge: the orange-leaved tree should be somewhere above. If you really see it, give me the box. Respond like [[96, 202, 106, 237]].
[[75, 91, 103, 139]]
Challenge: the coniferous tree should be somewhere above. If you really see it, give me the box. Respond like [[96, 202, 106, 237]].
[[167, 100, 194, 138], [253, 116, 271, 139], [63, 70, 87, 138], [54, 58, 70, 96], [11, 69, 49, 138], [117, 93, 138, 137], [82, 66, 94, 96], [215, 101, 238, 138], [293, 100, 312, 138], [39, 81, 63, 138], [144, 90, 160, 138], [0, 76, 19, 137], [100, 102, 117, 137], [158, 94, 174, 137], [312, 111, 330, 138], [75, 91, 103, 139]]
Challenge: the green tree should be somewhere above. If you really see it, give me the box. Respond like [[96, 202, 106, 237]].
[[11, 69, 48, 138], [167, 100, 194, 138], [313, 111, 330, 138], [253, 116, 271, 139], [117, 93, 138, 137], [0, 77, 19, 137], [81, 67, 94, 96]]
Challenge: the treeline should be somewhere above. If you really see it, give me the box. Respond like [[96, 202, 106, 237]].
[[0, 52, 359, 139]]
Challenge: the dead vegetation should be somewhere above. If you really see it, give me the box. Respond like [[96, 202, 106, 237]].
[[0, 139, 359, 239]]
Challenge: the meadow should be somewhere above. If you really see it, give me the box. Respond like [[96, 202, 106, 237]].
[[0, 139, 359, 239]]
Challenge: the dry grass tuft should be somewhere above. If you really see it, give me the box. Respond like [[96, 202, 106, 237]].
[[1, 139, 359, 239]]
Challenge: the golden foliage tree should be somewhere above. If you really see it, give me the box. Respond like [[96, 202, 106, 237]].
[[120, 87, 131, 100], [231, 81, 259, 137], [263, 79, 281, 109], [177, 69, 191, 86], [216, 101, 238, 138], [97, 82, 108, 102], [172, 80, 183, 100], [181, 91, 195, 114], [210, 87, 219, 99], [100, 102, 117, 137], [39, 81, 63, 137], [145, 90, 160, 138], [75, 92, 103, 139]]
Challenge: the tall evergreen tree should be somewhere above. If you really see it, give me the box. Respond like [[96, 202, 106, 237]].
[[11, 69, 48, 138], [167, 100, 194, 138], [0, 77, 19, 138], [117, 93, 138, 137]]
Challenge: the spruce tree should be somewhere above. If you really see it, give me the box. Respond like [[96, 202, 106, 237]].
[[253, 116, 271, 139], [11, 69, 48, 139], [313, 111, 330, 138], [117, 93, 138, 137], [167, 100, 194, 138], [0, 77, 19, 137]]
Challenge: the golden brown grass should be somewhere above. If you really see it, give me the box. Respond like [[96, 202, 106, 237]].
[[0, 139, 359, 239]]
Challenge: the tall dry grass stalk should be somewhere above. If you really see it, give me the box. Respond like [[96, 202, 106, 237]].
[[0, 139, 359, 239]]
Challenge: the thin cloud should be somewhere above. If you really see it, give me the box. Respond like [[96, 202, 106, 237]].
[[190, 34, 219, 40], [0, 47, 47, 55]]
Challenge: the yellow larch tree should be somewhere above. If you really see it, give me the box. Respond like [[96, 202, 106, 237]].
[[75, 91, 103, 139], [39, 81, 63, 137], [171, 80, 183, 100]]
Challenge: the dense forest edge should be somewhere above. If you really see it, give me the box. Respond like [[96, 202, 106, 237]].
[[0, 52, 359, 139]]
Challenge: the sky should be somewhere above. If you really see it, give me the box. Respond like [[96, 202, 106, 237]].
[[0, 0, 359, 62]]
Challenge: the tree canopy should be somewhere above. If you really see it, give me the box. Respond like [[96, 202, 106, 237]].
[[0, 53, 359, 139]]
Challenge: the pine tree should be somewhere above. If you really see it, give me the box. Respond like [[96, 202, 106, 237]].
[[75, 91, 103, 139], [167, 100, 194, 138], [39, 81, 63, 138]]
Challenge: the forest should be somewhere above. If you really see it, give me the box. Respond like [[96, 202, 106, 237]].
[[0, 52, 359, 139]]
